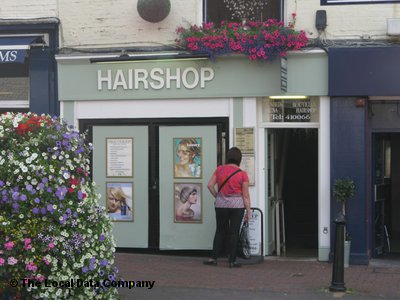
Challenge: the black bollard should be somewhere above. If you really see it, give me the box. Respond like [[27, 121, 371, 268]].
[[329, 212, 346, 292]]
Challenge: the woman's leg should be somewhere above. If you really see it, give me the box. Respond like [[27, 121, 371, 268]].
[[228, 208, 245, 263], [211, 208, 229, 259]]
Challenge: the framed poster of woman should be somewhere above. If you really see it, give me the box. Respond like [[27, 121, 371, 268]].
[[174, 183, 202, 223], [106, 182, 133, 222], [173, 137, 202, 178]]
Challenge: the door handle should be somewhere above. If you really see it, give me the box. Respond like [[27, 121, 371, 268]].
[[151, 179, 158, 190]]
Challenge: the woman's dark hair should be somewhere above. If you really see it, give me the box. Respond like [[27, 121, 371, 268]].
[[226, 147, 242, 166]]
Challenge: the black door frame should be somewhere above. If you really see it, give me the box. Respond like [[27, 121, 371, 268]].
[[80, 117, 229, 250]]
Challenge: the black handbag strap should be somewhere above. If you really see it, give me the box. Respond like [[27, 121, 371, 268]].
[[218, 168, 241, 192]]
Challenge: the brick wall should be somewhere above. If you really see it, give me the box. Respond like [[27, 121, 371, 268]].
[[0, 0, 199, 48], [1, 0, 399, 48], [287, 1, 400, 40]]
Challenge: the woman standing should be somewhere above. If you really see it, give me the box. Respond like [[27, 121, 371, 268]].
[[204, 147, 251, 268]]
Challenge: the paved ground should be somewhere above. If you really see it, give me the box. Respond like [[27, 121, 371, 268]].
[[115, 252, 400, 299]]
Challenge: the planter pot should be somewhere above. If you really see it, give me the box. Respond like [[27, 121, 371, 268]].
[[344, 240, 351, 268]]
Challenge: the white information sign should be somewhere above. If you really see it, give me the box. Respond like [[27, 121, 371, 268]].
[[248, 208, 263, 256], [106, 138, 133, 177]]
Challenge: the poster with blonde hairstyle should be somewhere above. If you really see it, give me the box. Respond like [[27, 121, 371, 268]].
[[173, 137, 202, 178], [106, 182, 133, 222]]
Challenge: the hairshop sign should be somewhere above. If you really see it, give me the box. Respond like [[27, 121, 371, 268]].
[[97, 67, 215, 91]]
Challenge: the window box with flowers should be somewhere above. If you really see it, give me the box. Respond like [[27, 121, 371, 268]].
[[175, 17, 308, 62]]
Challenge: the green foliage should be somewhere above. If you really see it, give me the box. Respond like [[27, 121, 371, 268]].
[[333, 178, 356, 203]]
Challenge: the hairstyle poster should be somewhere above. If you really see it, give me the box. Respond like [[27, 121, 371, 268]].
[[106, 182, 133, 222], [174, 183, 202, 223], [173, 137, 202, 178]]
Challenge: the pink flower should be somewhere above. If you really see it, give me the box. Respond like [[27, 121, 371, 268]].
[[0, 257, 5, 265], [26, 262, 37, 272], [7, 257, 17, 265], [4, 241, 14, 251], [24, 238, 31, 245], [48, 242, 55, 249], [43, 257, 50, 265]]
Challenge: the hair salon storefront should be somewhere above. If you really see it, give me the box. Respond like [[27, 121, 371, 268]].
[[56, 50, 330, 260]]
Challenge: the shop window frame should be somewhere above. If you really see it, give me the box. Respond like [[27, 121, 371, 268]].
[[204, 0, 282, 23]]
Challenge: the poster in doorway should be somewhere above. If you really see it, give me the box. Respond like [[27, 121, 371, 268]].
[[106, 182, 133, 222], [173, 137, 202, 178], [174, 183, 202, 223]]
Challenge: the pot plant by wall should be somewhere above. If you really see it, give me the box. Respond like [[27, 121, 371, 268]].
[[333, 177, 356, 218], [333, 177, 356, 267]]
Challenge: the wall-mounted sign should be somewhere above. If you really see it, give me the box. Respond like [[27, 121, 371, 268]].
[[262, 97, 320, 123], [240, 154, 255, 186], [235, 127, 254, 154], [280, 57, 287, 92]]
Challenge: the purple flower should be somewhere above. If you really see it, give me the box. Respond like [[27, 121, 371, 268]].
[[12, 202, 19, 211], [20, 194, 27, 201], [100, 259, 108, 267], [47, 204, 54, 213], [0, 180, 4, 187], [82, 266, 88, 273], [41, 207, 47, 215], [32, 207, 39, 214], [77, 191, 84, 200], [12, 192, 19, 200], [26, 184, 33, 192], [99, 234, 105, 242], [34, 198, 40, 204], [55, 186, 67, 200]]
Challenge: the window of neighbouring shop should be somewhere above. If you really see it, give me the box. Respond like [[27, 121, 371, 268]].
[[0, 33, 53, 113], [261, 97, 320, 123], [205, 0, 280, 23], [0, 60, 29, 109]]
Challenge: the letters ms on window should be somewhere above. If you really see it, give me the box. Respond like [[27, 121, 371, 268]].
[[0, 50, 18, 63]]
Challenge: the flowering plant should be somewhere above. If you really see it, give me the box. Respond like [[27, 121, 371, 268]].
[[175, 18, 308, 61], [0, 112, 119, 299]]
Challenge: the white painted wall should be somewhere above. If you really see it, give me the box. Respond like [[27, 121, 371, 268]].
[[1, 0, 398, 46], [0, 0, 200, 48], [286, 1, 400, 40]]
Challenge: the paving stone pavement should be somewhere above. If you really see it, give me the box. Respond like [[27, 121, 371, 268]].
[[115, 252, 400, 300]]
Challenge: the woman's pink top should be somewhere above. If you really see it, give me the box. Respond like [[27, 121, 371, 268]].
[[214, 165, 249, 208]]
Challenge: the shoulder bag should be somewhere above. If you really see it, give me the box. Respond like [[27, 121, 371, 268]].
[[218, 168, 241, 192]]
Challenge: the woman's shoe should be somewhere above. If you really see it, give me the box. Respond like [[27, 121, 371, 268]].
[[203, 259, 217, 266], [229, 262, 242, 268]]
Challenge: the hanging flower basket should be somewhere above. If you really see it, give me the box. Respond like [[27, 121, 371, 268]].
[[175, 19, 308, 62], [0, 112, 119, 299]]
